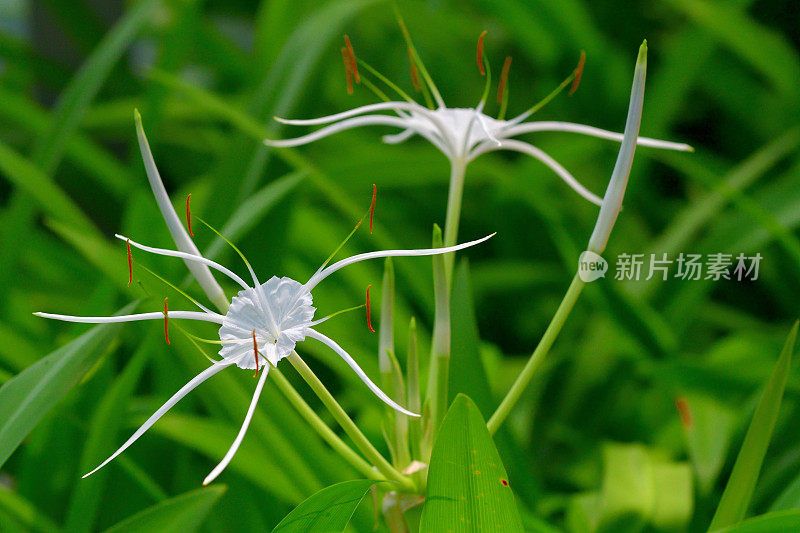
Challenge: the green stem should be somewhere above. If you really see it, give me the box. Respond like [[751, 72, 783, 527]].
[[287, 351, 416, 491], [270, 367, 380, 481], [442, 159, 467, 281], [487, 272, 585, 435]]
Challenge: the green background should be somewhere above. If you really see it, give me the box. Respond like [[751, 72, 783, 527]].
[[0, 0, 798, 530]]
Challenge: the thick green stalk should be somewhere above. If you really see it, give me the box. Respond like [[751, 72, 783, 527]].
[[442, 159, 467, 281], [269, 368, 379, 481], [423, 226, 451, 456], [487, 273, 585, 434], [287, 351, 415, 491]]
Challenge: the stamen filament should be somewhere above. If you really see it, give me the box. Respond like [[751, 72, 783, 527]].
[[309, 303, 366, 327], [366, 284, 375, 333], [135, 262, 214, 315], [510, 51, 585, 124], [394, 5, 445, 108], [126, 239, 133, 286], [570, 51, 585, 95], [356, 58, 415, 103], [163, 298, 170, 345], [369, 184, 377, 233], [186, 193, 194, 237]]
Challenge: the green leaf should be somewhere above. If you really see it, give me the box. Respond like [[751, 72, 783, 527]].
[[420, 394, 524, 532], [102, 486, 226, 533], [449, 260, 494, 417], [713, 510, 800, 533], [709, 321, 798, 530], [272, 480, 375, 532], [0, 303, 135, 468]]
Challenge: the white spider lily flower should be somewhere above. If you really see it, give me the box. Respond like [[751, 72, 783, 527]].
[[34, 233, 489, 485], [265, 34, 692, 208], [34, 114, 494, 486]]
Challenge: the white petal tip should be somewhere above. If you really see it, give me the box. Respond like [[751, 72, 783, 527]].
[[114, 234, 126, 241], [684, 145, 695, 153]]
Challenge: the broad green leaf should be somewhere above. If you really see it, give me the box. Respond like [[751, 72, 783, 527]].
[[681, 395, 737, 495], [713, 510, 800, 533], [272, 480, 375, 532], [102, 486, 226, 533], [0, 486, 60, 533], [0, 303, 135, 468], [64, 335, 155, 533], [664, 0, 800, 100], [709, 321, 798, 530], [420, 394, 524, 532], [449, 260, 494, 417], [770, 471, 800, 512], [597, 443, 652, 532]]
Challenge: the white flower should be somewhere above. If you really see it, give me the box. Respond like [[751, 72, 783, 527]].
[[35, 113, 493, 486], [265, 35, 692, 207]]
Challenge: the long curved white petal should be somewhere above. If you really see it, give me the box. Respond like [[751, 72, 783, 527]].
[[203, 365, 270, 485], [305, 234, 495, 290], [82, 362, 232, 478], [35, 311, 224, 325], [117, 234, 249, 291], [135, 112, 229, 311], [383, 128, 416, 144], [494, 140, 602, 205], [264, 115, 412, 148], [504, 121, 692, 152], [305, 329, 418, 417], [274, 101, 425, 126]]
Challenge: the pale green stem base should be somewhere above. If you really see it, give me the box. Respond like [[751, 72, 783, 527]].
[[288, 351, 416, 492], [270, 367, 380, 481], [487, 273, 586, 435]]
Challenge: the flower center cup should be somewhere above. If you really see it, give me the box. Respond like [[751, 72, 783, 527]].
[[219, 276, 315, 369]]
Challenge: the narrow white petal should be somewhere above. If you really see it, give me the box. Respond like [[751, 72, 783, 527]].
[[35, 311, 224, 324], [82, 362, 231, 479], [490, 139, 603, 206], [305, 234, 495, 290], [135, 112, 229, 311], [117, 234, 250, 291], [203, 366, 270, 485], [504, 121, 692, 152], [305, 329, 419, 417], [589, 43, 648, 254], [274, 101, 423, 125], [264, 115, 412, 147], [382, 128, 416, 144]]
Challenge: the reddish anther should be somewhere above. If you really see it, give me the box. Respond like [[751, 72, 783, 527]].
[[497, 56, 512, 103], [675, 397, 692, 428], [186, 193, 194, 237], [500, 479, 509, 487], [408, 47, 421, 92], [126, 239, 133, 286], [163, 298, 170, 345], [570, 51, 585, 95], [341, 47, 354, 95], [476, 30, 487, 75], [366, 284, 375, 333], [369, 184, 377, 234], [343, 35, 360, 83], [252, 329, 260, 377]]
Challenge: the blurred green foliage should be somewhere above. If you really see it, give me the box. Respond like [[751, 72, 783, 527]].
[[0, 0, 798, 531]]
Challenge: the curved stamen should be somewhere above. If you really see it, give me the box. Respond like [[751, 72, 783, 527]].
[[502, 121, 693, 152], [203, 365, 270, 485], [366, 284, 375, 333], [126, 239, 133, 286], [569, 51, 586, 95], [474, 139, 602, 205], [83, 362, 232, 478], [305, 234, 494, 291], [305, 329, 418, 416], [34, 310, 225, 325], [116, 234, 250, 291]]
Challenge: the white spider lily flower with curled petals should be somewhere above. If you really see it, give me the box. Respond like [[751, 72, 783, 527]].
[[265, 32, 692, 210], [35, 113, 494, 486]]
